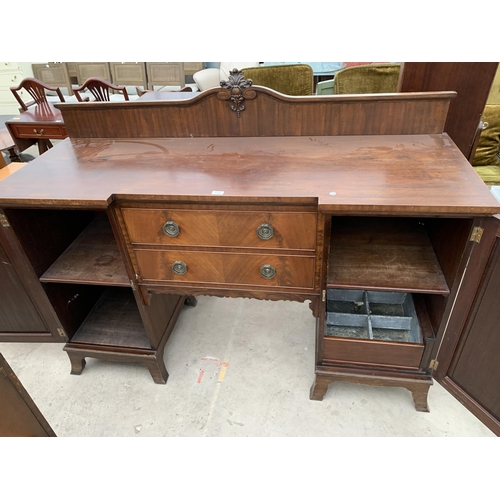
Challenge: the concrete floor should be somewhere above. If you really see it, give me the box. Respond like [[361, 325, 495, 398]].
[[0, 296, 495, 437]]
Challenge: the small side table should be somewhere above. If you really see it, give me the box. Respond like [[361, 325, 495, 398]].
[[0, 128, 21, 169]]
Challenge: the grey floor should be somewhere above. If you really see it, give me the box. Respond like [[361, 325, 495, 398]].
[[0, 296, 495, 437], [0, 117, 495, 437]]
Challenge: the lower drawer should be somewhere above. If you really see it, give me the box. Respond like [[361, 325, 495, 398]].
[[134, 249, 315, 289], [322, 336, 424, 370], [10, 125, 67, 139]]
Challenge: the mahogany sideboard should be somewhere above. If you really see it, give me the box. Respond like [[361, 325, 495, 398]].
[[1, 71, 499, 427]]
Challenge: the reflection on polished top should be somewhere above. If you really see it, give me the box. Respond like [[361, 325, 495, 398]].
[[0, 134, 498, 216]]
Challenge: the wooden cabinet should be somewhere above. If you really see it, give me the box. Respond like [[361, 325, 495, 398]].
[[0, 73, 499, 427], [0, 209, 185, 383], [311, 215, 484, 411]]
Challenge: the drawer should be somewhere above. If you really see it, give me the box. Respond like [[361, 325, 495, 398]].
[[134, 249, 315, 289], [322, 336, 424, 370], [10, 125, 67, 140], [122, 209, 317, 250]]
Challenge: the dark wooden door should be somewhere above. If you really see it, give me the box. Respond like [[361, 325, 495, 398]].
[[0, 353, 56, 436], [435, 216, 500, 435], [0, 239, 48, 334], [398, 62, 499, 160], [0, 214, 64, 342]]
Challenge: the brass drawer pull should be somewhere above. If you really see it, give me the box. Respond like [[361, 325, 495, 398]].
[[172, 261, 187, 275], [260, 264, 276, 279], [257, 223, 274, 240], [163, 220, 180, 237], [33, 128, 44, 136]]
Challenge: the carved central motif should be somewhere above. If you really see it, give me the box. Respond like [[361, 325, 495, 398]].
[[218, 69, 257, 117]]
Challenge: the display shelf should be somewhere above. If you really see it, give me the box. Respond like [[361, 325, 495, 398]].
[[40, 217, 130, 287], [70, 287, 150, 349], [327, 217, 450, 294]]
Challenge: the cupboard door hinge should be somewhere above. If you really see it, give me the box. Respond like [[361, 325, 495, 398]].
[[0, 367, 6, 377], [130, 279, 136, 291], [429, 359, 439, 370], [322, 290, 326, 302], [470, 226, 483, 243], [57, 328, 66, 338], [0, 214, 10, 227]]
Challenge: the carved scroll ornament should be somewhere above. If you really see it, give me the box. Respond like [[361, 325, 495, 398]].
[[218, 69, 257, 117]]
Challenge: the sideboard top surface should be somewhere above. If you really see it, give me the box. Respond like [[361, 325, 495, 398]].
[[0, 134, 498, 216]]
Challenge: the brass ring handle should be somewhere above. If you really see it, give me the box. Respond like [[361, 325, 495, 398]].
[[163, 221, 180, 237], [260, 264, 276, 279], [172, 261, 187, 275], [33, 129, 44, 136], [257, 223, 274, 240]]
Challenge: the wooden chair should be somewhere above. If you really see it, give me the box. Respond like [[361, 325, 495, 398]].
[[73, 78, 129, 102], [10, 77, 65, 112]]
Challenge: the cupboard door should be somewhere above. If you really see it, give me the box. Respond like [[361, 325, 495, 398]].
[[0, 239, 47, 334], [0, 354, 55, 436], [435, 217, 500, 435]]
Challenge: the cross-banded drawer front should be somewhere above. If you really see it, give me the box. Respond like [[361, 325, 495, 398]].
[[10, 125, 66, 139], [122, 209, 317, 250], [134, 250, 315, 289]]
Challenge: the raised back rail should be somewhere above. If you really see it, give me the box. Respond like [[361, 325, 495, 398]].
[[55, 70, 456, 139]]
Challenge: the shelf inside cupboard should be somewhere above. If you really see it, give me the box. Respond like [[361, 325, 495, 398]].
[[327, 217, 450, 294], [40, 216, 130, 287], [69, 287, 150, 349]]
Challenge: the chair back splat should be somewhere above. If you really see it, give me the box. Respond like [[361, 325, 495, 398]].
[[73, 78, 129, 102], [10, 77, 65, 111]]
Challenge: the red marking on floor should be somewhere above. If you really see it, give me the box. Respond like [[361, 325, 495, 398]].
[[197, 369, 205, 384], [201, 357, 221, 367]]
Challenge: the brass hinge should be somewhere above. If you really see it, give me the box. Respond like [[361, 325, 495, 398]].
[[470, 226, 483, 243], [429, 359, 439, 370], [0, 214, 10, 227], [57, 328, 66, 338], [322, 290, 326, 302], [0, 367, 6, 377]]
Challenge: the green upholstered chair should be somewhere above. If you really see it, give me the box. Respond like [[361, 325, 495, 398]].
[[472, 66, 500, 185], [332, 63, 401, 94], [242, 64, 314, 96]]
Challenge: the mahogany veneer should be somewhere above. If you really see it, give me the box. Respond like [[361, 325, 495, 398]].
[[0, 72, 499, 416]]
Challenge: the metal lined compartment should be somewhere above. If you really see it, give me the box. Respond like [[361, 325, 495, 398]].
[[326, 289, 422, 343]]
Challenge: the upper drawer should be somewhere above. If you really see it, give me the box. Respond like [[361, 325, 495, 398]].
[[122, 209, 317, 250], [9, 125, 67, 140]]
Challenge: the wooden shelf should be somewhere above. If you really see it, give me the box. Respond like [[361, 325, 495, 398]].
[[327, 217, 450, 294], [70, 288, 150, 349], [40, 217, 130, 287]]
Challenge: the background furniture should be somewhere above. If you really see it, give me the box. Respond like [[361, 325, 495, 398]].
[[183, 62, 204, 77], [192, 62, 259, 91], [5, 101, 67, 154], [471, 66, 500, 184], [0, 353, 56, 436], [10, 77, 65, 111], [0, 128, 20, 168], [146, 63, 185, 90], [74, 62, 112, 85], [0, 77, 499, 429], [73, 78, 129, 102], [242, 64, 314, 95], [31, 63, 73, 96], [331, 63, 401, 94], [110, 62, 147, 90], [398, 62, 499, 160]]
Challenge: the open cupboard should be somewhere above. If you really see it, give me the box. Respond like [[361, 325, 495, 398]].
[[1, 72, 500, 434]]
